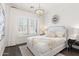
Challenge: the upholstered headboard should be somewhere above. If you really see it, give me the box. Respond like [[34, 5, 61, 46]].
[[46, 26, 67, 37], [47, 26, 66, 32]]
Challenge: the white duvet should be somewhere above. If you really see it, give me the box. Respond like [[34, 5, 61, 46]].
[[27, 36, 66, 54]]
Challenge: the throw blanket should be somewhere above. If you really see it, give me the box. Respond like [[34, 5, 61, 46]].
[[32, 38, 54, 50]]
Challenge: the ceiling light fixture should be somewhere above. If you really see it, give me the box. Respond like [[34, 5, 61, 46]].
[[35, 4, 44, 16]]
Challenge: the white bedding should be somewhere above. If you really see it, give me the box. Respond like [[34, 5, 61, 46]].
[[27, 26, 67, 55], [27, 36, 66, 54]]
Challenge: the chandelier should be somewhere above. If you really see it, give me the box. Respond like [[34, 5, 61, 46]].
[[35, 4, 44, 16]]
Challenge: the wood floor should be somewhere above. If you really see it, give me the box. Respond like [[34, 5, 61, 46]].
[[3, 44, 79, 56], [60, 48, 79, 56], [3, 46, 22, 56]]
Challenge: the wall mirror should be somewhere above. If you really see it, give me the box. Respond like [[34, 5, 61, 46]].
[[52, 15, 59, 24]]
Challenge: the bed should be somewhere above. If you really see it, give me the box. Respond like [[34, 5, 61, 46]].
[[27, 26, 67, 56]]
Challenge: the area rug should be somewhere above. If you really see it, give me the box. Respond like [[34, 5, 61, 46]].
[[19, 45, 65, 56], [19, 45, 33, 56]]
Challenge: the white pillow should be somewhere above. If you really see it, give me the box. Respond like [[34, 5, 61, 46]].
[[46, 32, 56, 37], [56, 32, 65, 37]]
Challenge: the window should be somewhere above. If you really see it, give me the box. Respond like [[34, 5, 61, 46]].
[[0, 7, 5, 40], [18, 16, 38, 36], [28, 18, 37, 36], [18, 16, 28, 35]]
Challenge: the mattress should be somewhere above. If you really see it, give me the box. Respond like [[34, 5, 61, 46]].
[[27, 36, 66, 54]]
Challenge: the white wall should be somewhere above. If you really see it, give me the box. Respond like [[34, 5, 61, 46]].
[[45, 3, 79, 28]]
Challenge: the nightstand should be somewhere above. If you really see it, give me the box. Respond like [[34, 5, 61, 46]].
[[68, 39, 79, 51], [72, 41, 79, 50], [68, 39, 76, 51]]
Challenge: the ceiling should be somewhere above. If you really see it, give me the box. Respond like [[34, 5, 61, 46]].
[[7, 3, 51, 13], [7, 3, 79, 14]]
